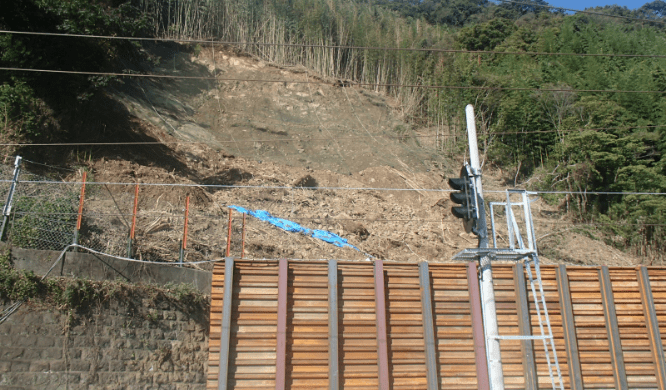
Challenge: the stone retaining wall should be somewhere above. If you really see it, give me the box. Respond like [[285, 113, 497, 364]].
[[1, 296, 209, 390]]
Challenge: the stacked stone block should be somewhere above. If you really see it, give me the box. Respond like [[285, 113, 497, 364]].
[[0, 299, 209, 390]]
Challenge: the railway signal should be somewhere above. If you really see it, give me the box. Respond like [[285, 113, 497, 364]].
[[449, 165, 476, 233]]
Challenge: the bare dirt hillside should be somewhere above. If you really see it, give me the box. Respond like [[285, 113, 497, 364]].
[[69, 43, 642, 267]]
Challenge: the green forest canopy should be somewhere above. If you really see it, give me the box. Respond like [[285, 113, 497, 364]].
[[1, 0, 666, 259]]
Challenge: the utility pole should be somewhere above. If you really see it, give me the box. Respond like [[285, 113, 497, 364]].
[[465, 104, 504, 390]]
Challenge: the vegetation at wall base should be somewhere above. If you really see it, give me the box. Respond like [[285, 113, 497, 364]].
[[0, 250, 208, 316]]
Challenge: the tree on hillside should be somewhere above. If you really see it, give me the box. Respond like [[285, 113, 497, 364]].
[[637, 0, 666, 19], [372, 0, 490, 25], [0, 0, 147, 140], [495, 0, 551, 19], [457, 17, 516, 50]]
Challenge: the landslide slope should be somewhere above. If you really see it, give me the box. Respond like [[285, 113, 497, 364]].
[[70, 43, 639, 267]]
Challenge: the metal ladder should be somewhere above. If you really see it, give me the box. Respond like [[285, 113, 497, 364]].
[[455, 190, 564, 390]]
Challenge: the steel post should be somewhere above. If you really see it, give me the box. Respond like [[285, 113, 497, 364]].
[[276, 259, 288, 390], [328, 260, 339, 390], [466, 104, 504, 390], [419, 262, 439, 390], [468, 262, 490, 390], [217, 257, 235, 390], [374, 260, 390, 390], [1, 156, 22, 241]]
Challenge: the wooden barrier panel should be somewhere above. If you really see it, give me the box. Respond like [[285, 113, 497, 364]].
[[207, 261, 666, 390], [230, 261, 279, 389], [287, 261, 329, 389], [340, 262, 379, 389]]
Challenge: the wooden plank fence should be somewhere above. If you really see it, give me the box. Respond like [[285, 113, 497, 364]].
[[208, 260, 666, 390]]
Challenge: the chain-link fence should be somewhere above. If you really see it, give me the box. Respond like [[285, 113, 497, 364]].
[[0, 158, 447, 266], [73, 182, 239, 269], [0, 164, 247, 268], [8, 169, 78, 251]]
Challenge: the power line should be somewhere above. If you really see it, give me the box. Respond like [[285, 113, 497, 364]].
[[494, 0, 666, 24], [3, 124, 664, 148], [13, 210, 666, 228], [8, 178, 666, 196], [2, 29, 666, 59], [1, 66, 665, 94]]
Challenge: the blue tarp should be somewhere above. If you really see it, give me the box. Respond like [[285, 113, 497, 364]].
[[229, 206, 359, 251]]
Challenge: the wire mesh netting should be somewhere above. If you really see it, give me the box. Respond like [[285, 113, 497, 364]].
[[79, 183, 234, 269], [0, 167, 259, 267], [8, 170, 79, 251], [79, 183, 139, 257], [0, 164, 15, 212]]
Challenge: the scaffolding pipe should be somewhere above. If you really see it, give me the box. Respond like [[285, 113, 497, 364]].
[[466, 104, 504, 390]]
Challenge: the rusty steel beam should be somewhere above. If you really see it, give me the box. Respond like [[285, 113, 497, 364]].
[[599, 266, 628, 390], [329, 260, 339, 390], [638, 266, 666, 390], [467, 262, 490, 390], [556, 264, 583, 390], [514, 262, 537, 390], [374, 259, 390, 390], [217, 258, 235, 390], [276, 259, 288, 390], [419, 262, 439, 390]]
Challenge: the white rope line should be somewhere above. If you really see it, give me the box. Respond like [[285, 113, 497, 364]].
[[5, 179, 666, 196], [67, 244, 221, 265]]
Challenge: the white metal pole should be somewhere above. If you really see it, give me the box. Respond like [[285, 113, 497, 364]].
[[465, 105, 483, 197], [465, 105, 505, 390]]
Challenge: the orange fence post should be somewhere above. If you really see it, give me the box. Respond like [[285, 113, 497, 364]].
[[179, 195, 190, 267], [241, 213, 246, 259], [73, 171, 87, 245], [127, 183, 139, 258], [226, 208, 232, 257]]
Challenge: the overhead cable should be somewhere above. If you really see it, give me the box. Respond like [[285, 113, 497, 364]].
[[6, 178, 666, 196], [1, 29, 666, 58], [14, 210, 666, 227], [494, 0, 666, 24], [1, 67, 665, 94], [2, 124, 665, 148]]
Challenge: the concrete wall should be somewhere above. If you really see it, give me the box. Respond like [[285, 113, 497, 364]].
[[10, 248, 212, 294]]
